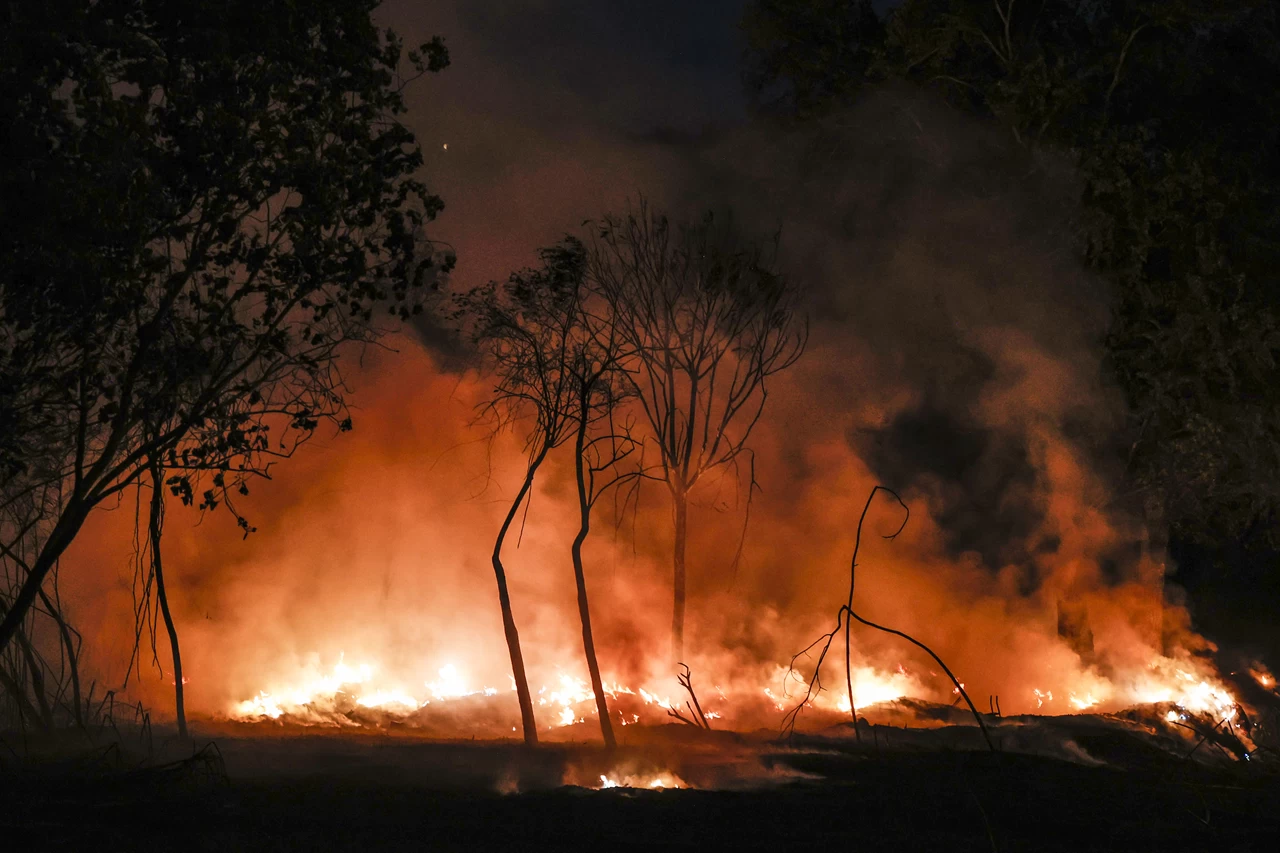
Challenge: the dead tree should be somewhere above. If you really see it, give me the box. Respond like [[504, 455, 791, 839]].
[[783, 486, 995, 752], [666, 663, 712, 729], [586, 201, 807, 662]]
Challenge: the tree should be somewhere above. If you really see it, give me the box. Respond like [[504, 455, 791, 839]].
[[586, 204, 807, 662], [0, 0, 450, 658], [148, 460, 186, 738], [566, 281, 646, 752], [458, 243, 586, 747], [461, 239, 643, 749], [741, 0, 1280, 552], [741, 0, 883, 117]]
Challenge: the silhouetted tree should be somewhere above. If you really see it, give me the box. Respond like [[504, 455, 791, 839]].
[[586, 204, 807, 661], [458, 243, 586, 747], [148, 460, 186, 738], [461, 238, 642, 749], [566, 286, 648, 751], [0, 0, 451, 658]]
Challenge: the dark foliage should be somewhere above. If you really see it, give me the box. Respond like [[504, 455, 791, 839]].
[[0, 0, 449, 653]]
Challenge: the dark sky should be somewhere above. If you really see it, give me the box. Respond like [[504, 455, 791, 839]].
[[377, 0, 764, 302], [389, 0, 751, 140]]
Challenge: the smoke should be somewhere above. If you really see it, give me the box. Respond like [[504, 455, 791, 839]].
[[53, 3, 1224, 728]]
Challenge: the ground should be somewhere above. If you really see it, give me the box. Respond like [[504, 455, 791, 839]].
[[3, 723, 1279, 851]]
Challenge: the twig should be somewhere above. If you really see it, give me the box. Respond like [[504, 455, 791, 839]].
[[783, 486, 996, 752], [675, 663, 711, 729]]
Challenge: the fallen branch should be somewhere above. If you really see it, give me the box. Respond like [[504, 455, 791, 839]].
[[676, 663, 711, 729], [783, 486, 995, 752]]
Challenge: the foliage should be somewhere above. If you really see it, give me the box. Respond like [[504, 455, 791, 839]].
[[0, 0, 450, 652], [741, 0, 1280, 547], [457, 241, 591, 460]]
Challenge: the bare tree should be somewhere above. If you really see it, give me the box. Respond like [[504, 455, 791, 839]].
[[586, 203, 808, 661]]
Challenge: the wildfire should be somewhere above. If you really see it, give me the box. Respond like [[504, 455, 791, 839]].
[[1130, 664, 1237, 716], [597, 772, 685, 790], [231, 657, 717, 730], [231, 648, 1256, 737], [832, 666, 919, 712], [1030, 656, 1242, 719]]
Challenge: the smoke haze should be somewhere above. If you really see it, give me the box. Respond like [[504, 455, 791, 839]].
[[58, 1, 1217, 727]]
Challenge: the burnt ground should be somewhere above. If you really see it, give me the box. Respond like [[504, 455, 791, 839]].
[[3, 722, 1280, 852]]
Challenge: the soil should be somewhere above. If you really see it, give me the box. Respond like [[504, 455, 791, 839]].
[[3, 722, 1278, 852]]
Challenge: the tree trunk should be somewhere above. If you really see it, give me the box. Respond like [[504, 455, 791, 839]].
[[37, 586, 83, 728], [572, 407, 616, 749], [16, 626, 53, 731], [671, 486, 688, 664], [492, 447, 549, 747], [0, 501, 89, 654], [148, 463, 186, 738]]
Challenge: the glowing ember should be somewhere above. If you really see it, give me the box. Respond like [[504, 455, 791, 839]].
[[833, 666, 917, 712], [1068, 693, 1098, 711], [356, 690, 421, 710], [426, 664, 469, 700], [597, 772, 685, 790], [230, 646, 1257, 736]]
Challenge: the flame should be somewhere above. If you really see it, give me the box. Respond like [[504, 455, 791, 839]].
[[598, 772, 685, 790], [832, 666, 918, 712], [230, 645, 1254, 736], [1129, 664, 1237, 716], [1068, 693, 1098, 711]]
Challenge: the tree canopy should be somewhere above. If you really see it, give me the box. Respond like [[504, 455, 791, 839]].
[[0, 0, 450, 652]]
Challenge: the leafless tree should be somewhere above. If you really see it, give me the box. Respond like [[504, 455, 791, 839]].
[[585, 202, 808, 661]]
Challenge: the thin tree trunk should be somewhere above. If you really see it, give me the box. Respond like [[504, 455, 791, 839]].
[[671, 486, 688, 664], [0, 502, 89, 654], [148, 462, 186, 738], [493, 447, 549, 747], [16, 627, 53, 731], [571, 406, 616, 749], [0, 666, 42, 728], [37, 586, 83, 728]]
